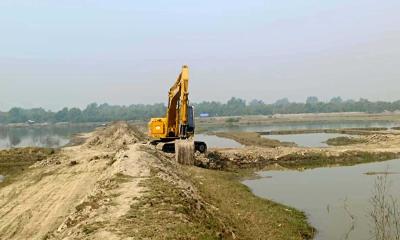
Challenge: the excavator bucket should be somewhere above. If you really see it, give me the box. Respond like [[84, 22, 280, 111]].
[[175, 139, 195, 165]]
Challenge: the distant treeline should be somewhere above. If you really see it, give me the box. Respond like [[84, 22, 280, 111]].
[[1, 97, 400, 124]]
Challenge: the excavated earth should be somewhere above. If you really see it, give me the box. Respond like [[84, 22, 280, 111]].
[[0, 122, 227, 240]]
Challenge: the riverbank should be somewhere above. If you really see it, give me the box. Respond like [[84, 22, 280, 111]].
[[0, 122, 314, 240], [196, 112, 400, 130], [5, 120, 400, 239]]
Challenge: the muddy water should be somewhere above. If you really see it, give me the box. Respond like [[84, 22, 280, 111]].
[[243, 159, 400, 240], [264, 133, 351, 147], [0, 125, 98, 149], [195, 134, 243, 148], [0, 175, 4, 182]]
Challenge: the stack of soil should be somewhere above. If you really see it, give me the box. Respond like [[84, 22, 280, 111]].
[[86, 121, 146, 150]]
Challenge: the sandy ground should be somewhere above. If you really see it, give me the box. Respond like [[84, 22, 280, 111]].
[[0, 122, 151, 240]]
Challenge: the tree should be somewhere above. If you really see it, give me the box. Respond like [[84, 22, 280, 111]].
[[68, 108, 82, 122], [274, 98, 290, 107], [55, 108, 69, 122], [306, 96, 319, 105], [330, 97, 343, 104]]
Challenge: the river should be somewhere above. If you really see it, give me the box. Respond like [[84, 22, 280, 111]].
[[0, 124, 98, 149]]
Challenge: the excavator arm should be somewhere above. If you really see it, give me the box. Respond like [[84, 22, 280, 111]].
[[148, 65, 207, 156], [166, 65, 190, 138]]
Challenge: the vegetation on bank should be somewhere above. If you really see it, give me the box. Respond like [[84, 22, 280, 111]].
[[325, 136, 367, 146], [4, 96, 400, 124], [188, 167, 315, 240], [277, 151, 399, 170], [118, 168, 223, 239], [0, 147, 56, 187], [214, 131, 296, 148], [119, 164, 314, 240]]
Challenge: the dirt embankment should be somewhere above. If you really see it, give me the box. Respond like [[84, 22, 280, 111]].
[[202, 132, 400, 170], [0, 122, 149, 239], [0, 122, 313, 240]]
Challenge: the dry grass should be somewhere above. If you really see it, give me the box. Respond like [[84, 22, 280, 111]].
[[325, 136, 367, 146], [117, 165, 314, 240], [277, 151, 398, 169], [118, 168, 223, 239], [187, 167, 315, 240], [0, 147, 56, 187]]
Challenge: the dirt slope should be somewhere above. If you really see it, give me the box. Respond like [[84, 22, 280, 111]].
[[0, 122, 150, 239]]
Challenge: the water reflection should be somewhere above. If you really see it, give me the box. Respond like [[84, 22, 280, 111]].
[[195, 134, 243, 148], [208, 121, 399, 132], [0, 125, 98, 149], [243, 159, 400, 240], [264, 133, 351, 148]]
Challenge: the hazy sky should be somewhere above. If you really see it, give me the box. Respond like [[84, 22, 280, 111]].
[[1, 0, 399, 111]]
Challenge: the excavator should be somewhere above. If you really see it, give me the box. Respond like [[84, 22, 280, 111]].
[[148, 65, 207, 158]]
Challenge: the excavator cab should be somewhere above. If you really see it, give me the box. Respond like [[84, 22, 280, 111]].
[[187, 105, 195, 134]]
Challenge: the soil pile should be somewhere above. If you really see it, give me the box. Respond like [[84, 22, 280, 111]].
[[86, 121, 146, 150]]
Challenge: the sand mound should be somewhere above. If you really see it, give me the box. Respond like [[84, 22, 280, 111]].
[[86, 121, 146, 150]]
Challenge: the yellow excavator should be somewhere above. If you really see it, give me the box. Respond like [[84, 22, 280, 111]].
[[148, 65, 207, 154]]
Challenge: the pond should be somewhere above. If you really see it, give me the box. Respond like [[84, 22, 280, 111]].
[[243, 159, 400, 240], [0, 125, 242, 150], [195, 134, 243, 148], [0, 124, 99, 149], [264, 133, 352, 147]]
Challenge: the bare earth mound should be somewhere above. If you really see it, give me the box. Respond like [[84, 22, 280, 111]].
[[0, 122, 150, 239], [0, 122, 313, 240], [85, 121, 146, 150]]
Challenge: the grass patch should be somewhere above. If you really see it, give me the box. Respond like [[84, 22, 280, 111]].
[[187, 167, 315, 240], [325, 136, 367, 146], [118, 168, 222, 239], [278, 151, 398, 169], [225, 117, 240, 123], [0, 147, 56, 187], [214, 132, 296, 148]]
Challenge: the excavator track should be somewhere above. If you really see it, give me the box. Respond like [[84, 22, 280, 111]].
[[151, 140, 207, 154]]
